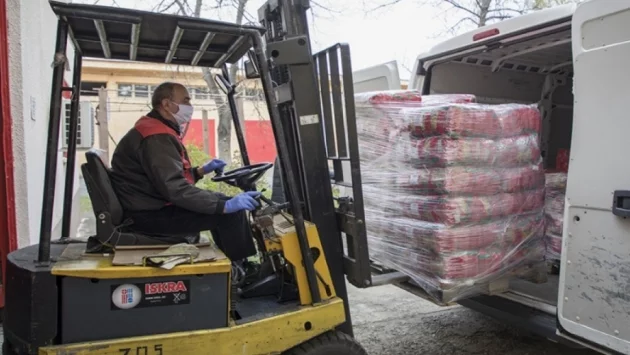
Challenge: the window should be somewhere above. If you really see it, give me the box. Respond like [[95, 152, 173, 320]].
[[243, 87, 263, 99], [80, 81, 107, 96], [118, 83, 133, 97], [117, 83, 154, 98], [135, 84, 149, 98], [62, 100, 94, 149], [193, 87, 209, 100], [64, 103, 81, 146]]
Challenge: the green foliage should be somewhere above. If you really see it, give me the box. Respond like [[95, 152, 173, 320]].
[[79, 194, 93, 214], [186, 143, 272, 199]]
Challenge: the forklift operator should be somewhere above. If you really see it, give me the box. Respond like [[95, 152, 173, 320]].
[[109, 82, 258, 261]]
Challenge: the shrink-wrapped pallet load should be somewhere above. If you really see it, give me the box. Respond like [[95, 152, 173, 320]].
[[357, 90, 546, 303]]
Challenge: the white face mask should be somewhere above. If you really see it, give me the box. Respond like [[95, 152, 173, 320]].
[[170, 102, 194, 125]]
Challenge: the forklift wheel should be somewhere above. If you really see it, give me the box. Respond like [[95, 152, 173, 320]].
[[284, 331, 367, 355]]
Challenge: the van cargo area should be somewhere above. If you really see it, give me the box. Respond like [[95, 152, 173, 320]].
[[402, 16, 575, 335]]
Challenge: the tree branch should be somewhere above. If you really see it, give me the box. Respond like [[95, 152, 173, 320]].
[[194, 0, 203, 17], [366, 0, 404, 13], [311, 0, 343, 14], [447, 15, 478, 33], [173, 0, 189, 15], [154, 0, 177, 13], [443, 0, 481, 19], [485, 14, 513, 21], [487, 7, 527, 14]]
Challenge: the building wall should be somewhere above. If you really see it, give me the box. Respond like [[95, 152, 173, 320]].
[[7, 0, 79, 247], [79, 60, 277, 166]]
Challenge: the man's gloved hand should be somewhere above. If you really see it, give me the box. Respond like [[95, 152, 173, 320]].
[[202, 159, 227, 175], [224, 191, 261, 213]]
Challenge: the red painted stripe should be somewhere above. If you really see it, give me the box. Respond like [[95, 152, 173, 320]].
[[0, 0, 19, 307]]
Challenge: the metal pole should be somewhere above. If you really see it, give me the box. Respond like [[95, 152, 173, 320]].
[[202, 109, 210, 156], [60, 52, 82, 240], [97, 87, 109, 163], [251, 33, 321, 304], [38, 19, 69, 263], [222, 65, 250, 166]]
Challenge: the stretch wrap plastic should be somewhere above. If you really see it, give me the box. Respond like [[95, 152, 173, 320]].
[[356, 90, 546, 303]]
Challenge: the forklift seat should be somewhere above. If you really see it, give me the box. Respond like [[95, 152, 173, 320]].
[[81, 150, 199, 253]]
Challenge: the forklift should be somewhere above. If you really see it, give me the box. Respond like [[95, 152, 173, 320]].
[[2, 1, 374, 354]]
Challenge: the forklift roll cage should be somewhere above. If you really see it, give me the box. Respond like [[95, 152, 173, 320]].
[[42, 0, 371, 333]]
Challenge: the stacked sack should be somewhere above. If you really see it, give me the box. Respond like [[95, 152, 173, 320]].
[[356, 90, 546, 303], [544, 172, 568, 260]]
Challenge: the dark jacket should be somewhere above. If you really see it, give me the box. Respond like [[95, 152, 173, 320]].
[[110, 110, 226, 214]]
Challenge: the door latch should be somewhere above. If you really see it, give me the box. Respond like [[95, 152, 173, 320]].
[[612, 190, 630, 217]]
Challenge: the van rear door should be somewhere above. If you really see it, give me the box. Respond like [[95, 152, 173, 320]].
[[352, 60, 401, 93], [558, 1, 630, 353]]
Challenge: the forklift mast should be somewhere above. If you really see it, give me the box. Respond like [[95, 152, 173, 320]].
[[257, 0, 372, 335]]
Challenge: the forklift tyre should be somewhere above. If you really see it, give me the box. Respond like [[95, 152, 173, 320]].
[[284, 331, 367, 355]]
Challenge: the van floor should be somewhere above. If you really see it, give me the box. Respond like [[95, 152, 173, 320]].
[[509, 275, 559, 306]]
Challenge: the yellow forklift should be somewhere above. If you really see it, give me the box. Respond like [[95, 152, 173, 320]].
[[2, 1, 374, 354]]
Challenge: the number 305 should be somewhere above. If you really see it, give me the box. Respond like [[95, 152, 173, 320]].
[[119, 344, 163, 355]]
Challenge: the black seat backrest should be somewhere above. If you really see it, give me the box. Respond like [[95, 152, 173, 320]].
[[82, 150, 124, 226]]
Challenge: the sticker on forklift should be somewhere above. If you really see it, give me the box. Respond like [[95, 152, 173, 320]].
[[111, 280, 191, 310], [299, 114, 319, 126]]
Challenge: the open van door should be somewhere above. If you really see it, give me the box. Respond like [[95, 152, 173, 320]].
[[353, 60, 401, 93], [558, 1, 630, 353]]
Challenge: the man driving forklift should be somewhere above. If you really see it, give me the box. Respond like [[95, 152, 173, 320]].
[[109, 81, 259, 261]]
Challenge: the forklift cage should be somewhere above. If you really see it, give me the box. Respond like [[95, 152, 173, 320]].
[[42, 0, 327, 304]]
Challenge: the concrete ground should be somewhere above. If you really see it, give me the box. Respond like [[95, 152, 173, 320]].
[[347, 284, 597, 355]]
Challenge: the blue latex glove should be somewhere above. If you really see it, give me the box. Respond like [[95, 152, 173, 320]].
[[224, 191, 261, 213], [202, 159, 227, 174]]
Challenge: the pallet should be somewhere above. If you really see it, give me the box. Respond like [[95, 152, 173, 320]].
[[397, 261, 549, 306]]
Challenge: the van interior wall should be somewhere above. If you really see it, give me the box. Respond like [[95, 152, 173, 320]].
[[429, 59, 574, 170], [429, 61, 546, 104], [548, 81, 573, 170]]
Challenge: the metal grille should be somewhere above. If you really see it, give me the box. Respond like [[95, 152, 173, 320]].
[[64, 102, 82, 146]]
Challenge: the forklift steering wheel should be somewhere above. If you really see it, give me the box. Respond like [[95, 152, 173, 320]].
[[212, 162, 273, 190]]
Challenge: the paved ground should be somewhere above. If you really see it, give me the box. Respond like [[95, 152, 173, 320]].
[[347, 284, 597, 355]]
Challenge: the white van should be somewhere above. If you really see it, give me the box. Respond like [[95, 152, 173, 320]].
[[357, 1, 630, 353]]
